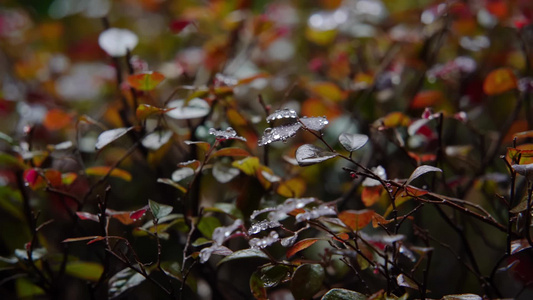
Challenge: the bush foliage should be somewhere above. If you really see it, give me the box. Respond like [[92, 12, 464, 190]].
[[1, 0, 533, 299]]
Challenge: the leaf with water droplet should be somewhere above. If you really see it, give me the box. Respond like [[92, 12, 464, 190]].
[[166, 98, 210, 120], [248, 220, 281, 235], [295, 144, 337, 166], [295, 204, 336, 223], [300, 116, 329, 131], [258, 123, 301, 146], [209, 127, 246, 141], [249, 231, 279, 249], [266, 108, 298, 123], [199, 244, 233, 263], [405, 165, 442, 186], [512, 163, 533, 181], [338, 133, 369, 152], [212, 219, 243, 245], [95, 127, 134, 150], [281, 234, 298, 247]]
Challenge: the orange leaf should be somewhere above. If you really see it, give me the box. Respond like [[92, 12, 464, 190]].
[[277, 177, 306, 198], [44, 169, 62, 188], [43, 109, 73, 131], [362, 186, 383, 207], [333, 232, 350, 242], [85, 166, 132, 181], [237, 73, 269, 85], [385, 112, 411, 128], [483, 68, 517, 96], [301, 98, 341, 121], [211, 147, 251, 158], [308, 82, 346, 102], [127, 71, 165, 91], [372, 213, 393, 228], [507, 145, 533, 165], [62, 172, 78, 185], [338, 209, 375, 231], [410, 90, 444, 109], [287, 239, 319, 258], [136, 104, 174, 120]]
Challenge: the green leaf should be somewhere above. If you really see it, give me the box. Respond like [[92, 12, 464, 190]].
[[197, 216, 221, 239], [250, 271, 267, 300], [16, 277, 45, 298], [405, 165, 442, 186], [258, 265, 291, 288], [0, 131, 14, 145], [217, 249, 270, 266], [0, 186, 24, 220], [65, 261, 104, 281], [148, 199, 173, 219], [322, 288, 367, 300], [290, 264, 325, 299], [0, 152, 25, 169]]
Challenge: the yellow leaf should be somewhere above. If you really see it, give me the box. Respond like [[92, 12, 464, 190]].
[[483, 68, 517, 96], [277, 177, 306, 198], [85, 166, 132, 181]]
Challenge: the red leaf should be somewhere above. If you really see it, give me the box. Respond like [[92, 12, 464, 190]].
[[76, 212, 99, 222], [170, 19, 193, 33], [130, 205, 149, 221], [287, 239, 319, 258]]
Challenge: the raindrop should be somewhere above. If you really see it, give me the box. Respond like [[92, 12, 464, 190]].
[[266, 108, 298, 123], [248, 220, 281, 235], [281, 234, 298, 247], [258, 123, 301, 146], [300, 116, 329, 131], [249, 231, 279, 249], [212, 219, 243, 245], [209, 127, 246, 141]]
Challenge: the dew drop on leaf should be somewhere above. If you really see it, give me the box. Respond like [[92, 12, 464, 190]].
[[300, 116, 329, 131], [258, 123, 301, 146], [266, 108, 298, 123]]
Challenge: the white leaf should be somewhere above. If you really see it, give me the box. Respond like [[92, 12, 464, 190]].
[[199, 244, 233, 263], [171, 167, 195, 182], [212, 162, 239, 183], [98, 28, 138, 57], [362, 166, 387, 187], [295, 144, 337, 166], [95, 127, 133, 150], [142, 130, 172, 150], [266, 108, 298, 123], [512, 164, 533, 180], [338, 133, 369, 152], [405, 165, 442, 186], [396, 274, 418, 289], [258, 123, 301, 146], [300, 116, 329, 131], [166, 98, 210, 120]]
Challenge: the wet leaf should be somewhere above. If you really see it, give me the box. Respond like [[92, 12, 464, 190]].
[[148, 199, 173, 219], [405, 165, 442, 186], [95, 127, 134, 150], [98, 28, 138, 57], [126, 71, 165, 91], [290, 264, 325, 299], [166, 98, 210, 119], [258, 123, 302, 146], [130, 205, 149, 221], [85, 166, 132, 181], [300, 116, 329, 131], [483, 68, 517, 95], [65, 261, 104, 282], [256, 265, 291, 288], [199, 244, 233, 263], [266, 108, 298, 123], [250, 271, 268, 300], [217, 249, 270, 266], [321, 288, 367, 300], [43, 108, 72, 131], [339, 133, 369, 152], [295, 144, 337, 166], [286, 239, 319, 258], [338, 210, 375, 231], [208, 127, 246, 141]]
